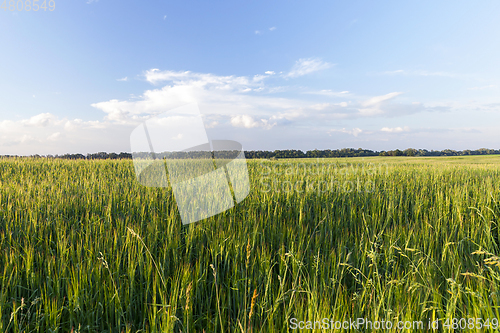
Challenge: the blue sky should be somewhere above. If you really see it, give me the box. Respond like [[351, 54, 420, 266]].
[[2, 0, 500, 155]]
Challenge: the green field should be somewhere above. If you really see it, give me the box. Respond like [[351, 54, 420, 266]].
[[2, 155, 500, 332]]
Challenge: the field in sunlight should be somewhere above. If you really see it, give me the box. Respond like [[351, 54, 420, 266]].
[[1, 155, 500, 332]]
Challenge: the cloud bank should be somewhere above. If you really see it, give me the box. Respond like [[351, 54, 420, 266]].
[[2, 58, 496, 155]]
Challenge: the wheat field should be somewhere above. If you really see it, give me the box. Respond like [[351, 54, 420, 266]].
[[1, 156, 500, 332]]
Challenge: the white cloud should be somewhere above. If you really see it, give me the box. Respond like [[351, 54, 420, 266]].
[[361, 92, 402, 108], [22, 113, 57, 127], [357, 92, 403, 116], [310, 102, 349, 110], [266, 86, 287, 93], [20, 135, 35, 143], [269, 27, 276, 31], [0, 112, 122, 155], [163, 15, 167, 20], [117, 77, 128, 82], [229, 114, 285, 130], [92, 69, 446, 138], [205, 121, 218, 128], [305, 89, 350, 97], [230, 115, 262, 128], [47, 132, 62, 141], [143, 69, 262, 89], [255, 30, 262, 35], [381, 126, 410, 133], [4, 62, 468, 155], [92, 69, 308, 129], [286, 58, 332, 78], [328, 128, 363, 137], [231, 112, 294, 130], [380, 69, 456, 78]]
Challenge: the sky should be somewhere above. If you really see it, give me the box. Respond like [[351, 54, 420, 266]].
[[2, 0, 500, 155]]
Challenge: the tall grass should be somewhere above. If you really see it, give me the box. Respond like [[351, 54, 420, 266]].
[[1, 155, 500, 331]]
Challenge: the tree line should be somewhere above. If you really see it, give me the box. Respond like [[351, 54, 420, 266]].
[[249, 148, 500, 158], [3, 147, 500, 159]]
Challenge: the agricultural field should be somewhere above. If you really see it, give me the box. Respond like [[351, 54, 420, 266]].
[[2, 155, 500, 332]]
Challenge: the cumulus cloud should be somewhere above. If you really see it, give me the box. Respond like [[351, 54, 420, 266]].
[[381, 126, 410, 133], [117, 77, 128, 82], [286, 58, 332, 78], [0, 112, 122, 155], [4, 61, 467, 155], [143, 69, 264, 89], [230, 115, 262, 128], [22, 113, 57, 127], [92, 68, 312, 127], [229, 113, 295, 130], [91, 70, 449, 138], [328, 128, 363, 137]]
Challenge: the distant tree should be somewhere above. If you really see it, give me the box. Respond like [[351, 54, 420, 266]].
[[404, 148, 417, 157]]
